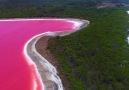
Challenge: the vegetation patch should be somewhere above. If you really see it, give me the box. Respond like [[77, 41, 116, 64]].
[[47, 8, 129, 90]]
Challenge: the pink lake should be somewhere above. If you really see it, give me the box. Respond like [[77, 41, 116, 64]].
[[0, 19, 79, 90]]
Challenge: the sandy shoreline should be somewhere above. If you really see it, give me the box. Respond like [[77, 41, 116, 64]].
[[25, 19, 90, 90]]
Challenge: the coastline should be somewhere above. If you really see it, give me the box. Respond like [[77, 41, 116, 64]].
[[25, 19, 90, 90]]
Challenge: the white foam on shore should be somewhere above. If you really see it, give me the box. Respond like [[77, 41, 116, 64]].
[[22, 19, 88, 90], [127, 11, 129, 44], [32, 37, 63, 90], [23, 31, 66, 90], [127, 37, 129, 44], [24, 36, 44, 90], [69, 21, 82, 29]]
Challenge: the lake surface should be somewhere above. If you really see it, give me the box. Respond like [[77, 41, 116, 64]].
[[0, 19, 76, 90]]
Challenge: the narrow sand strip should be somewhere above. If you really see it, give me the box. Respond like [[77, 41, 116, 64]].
[[24, 19, 90, 90]]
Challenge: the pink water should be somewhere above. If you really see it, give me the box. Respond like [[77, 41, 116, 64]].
[[0, 19, 77, 90]]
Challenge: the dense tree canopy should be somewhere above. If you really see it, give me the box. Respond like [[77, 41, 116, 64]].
[[0, 0, 128, 8]]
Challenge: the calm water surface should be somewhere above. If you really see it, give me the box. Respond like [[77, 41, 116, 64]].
[[0, 19, 75, 90]]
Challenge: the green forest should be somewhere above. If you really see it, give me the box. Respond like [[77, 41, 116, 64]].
[[0, 0, 129, 90], [48, 8, 129, 90]]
